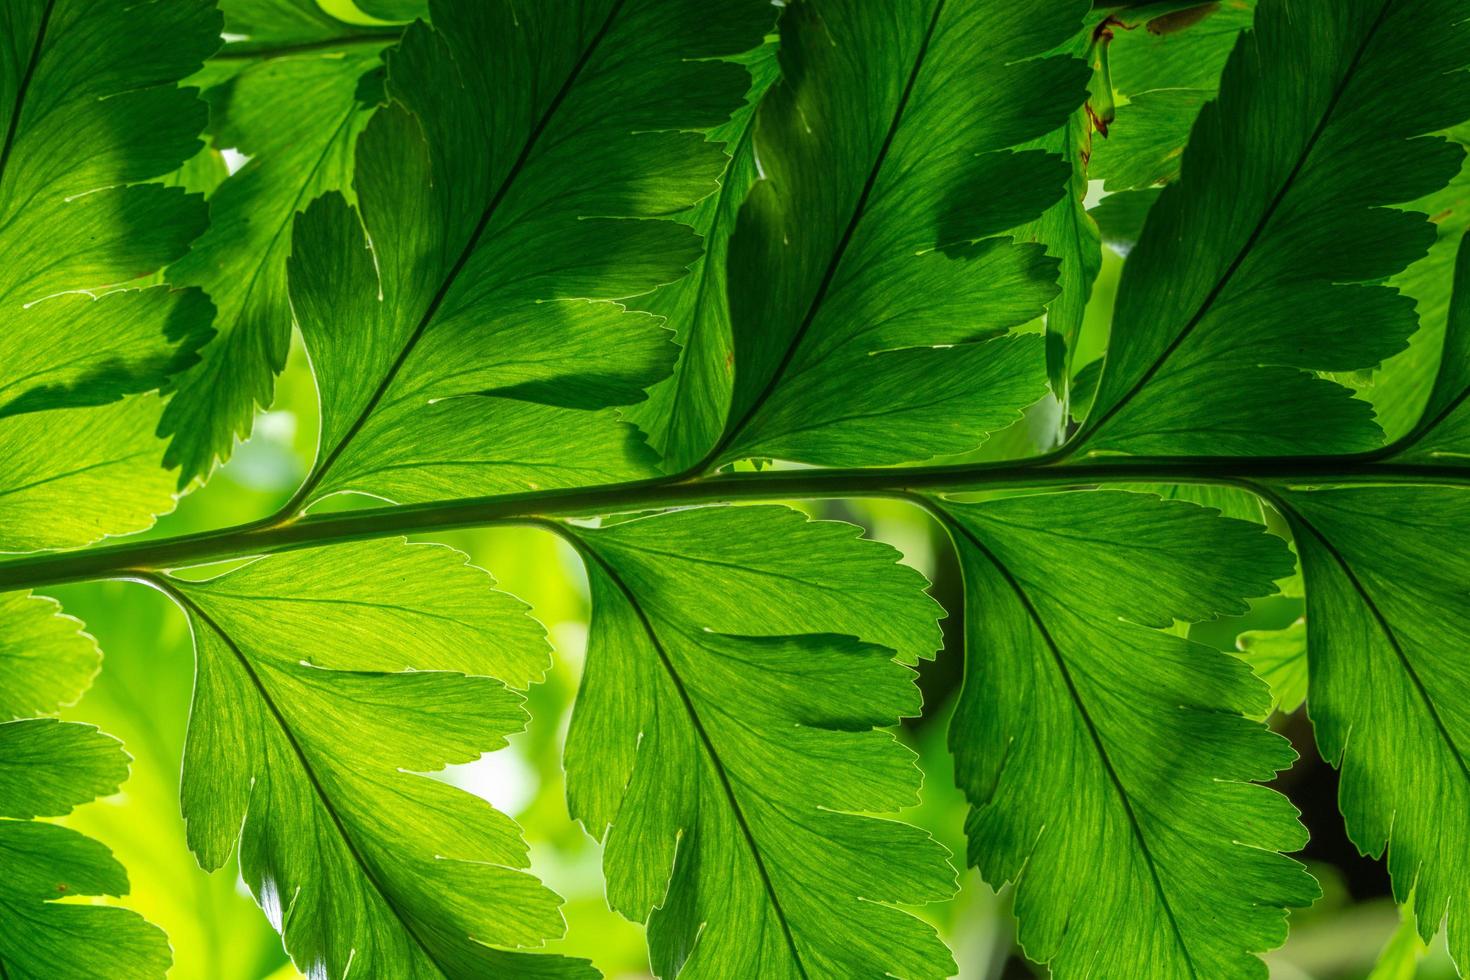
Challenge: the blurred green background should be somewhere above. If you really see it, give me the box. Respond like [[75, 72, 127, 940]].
[[44, 242, 1455, 978]]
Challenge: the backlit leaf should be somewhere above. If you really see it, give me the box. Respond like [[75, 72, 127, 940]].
[[937, 490, 1317, 978], [562, 506, 955, 978], [163, 539, 590, 978], [713, 0, 1091, 468]]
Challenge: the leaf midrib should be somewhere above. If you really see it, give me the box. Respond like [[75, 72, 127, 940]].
[[576, 540, 812, 979], [945, 515, 1201, 978], [159, 581, 447, 976], [291, 0, 630, 510], [704, 0, 949, 471], [1076, 0, 1398, 450]]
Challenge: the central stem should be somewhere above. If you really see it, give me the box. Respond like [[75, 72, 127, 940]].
[[0, 456, 1460, 593]]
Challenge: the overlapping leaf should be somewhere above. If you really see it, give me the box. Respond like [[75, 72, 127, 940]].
[[623, 45, 779, 473], [937, 491, 1316, 977], [1014, 27, 1101, 405], [1237, 619, 1308, 717], [160, 539, 590, 978], [161, 12, 392, 483], [1091, 1, 1255, 192], [1076, 0, 1470, 455], [562, 506, 954, 978], [0, 0, 219, 549], [1372, 130, 1470, 440], [1392, 230, 1470, 460], [1265, 483, 1470, 970], [711, 0, 1091, 468], [0, 719, 170, 979], [286, 0, 772, 507]]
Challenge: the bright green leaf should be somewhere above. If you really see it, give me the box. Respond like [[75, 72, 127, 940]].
[[0, 0, 219, 547], [216, 0, 398, 49], [1372, 129, 1470, 441], [937, 490, 1317, 978], [161, 539, 590, 978], [1236, 618, 1308, 716], [0, 0, 216, 360], [0, 592, 99, 720], [161, 43, 389, 484], [562, 506, 955, 978], [0, 719, 170, 979], [0, 396, 180, 553]]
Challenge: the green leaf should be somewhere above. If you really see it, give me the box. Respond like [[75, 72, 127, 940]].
[[562, 506, 955, 978], [0, 0, 217, 388], [1136, 482, 1265, 522], [287, 0, 772, 507], [1393, 229, 1470, 460], [216, 0, 398, 49], [1077, 0, 1470, 455], [0, 396, 181, 553], [1267, 483, 1470, 970], [1367, 903, 1430, 980], [1091, 0, 1255, 191], [0, 718, 128, 819], [936, 490, 1317, 978], [0, 592, 99, 720], [1236, 618, 1308, 716], [161, 41, 390, 485], [1372, 128, 1470, 441], [1, 288, 213, 421], [1089, 187, 1161, 252], [0, 719, 170, 979], [0, 0, 220, 547], [623, 44, 779, 473], [1017, 96, 1102, 403], [162, 539, 590, 978], [714, 0, 1090, 468], [354, 0, 426, 21]]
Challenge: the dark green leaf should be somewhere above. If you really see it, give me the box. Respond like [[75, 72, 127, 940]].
[[1091, 0, 1255, 190], [287, 0, 771, 505], [1090, 187, 1161, 252], [714, 0, 1091, 467], [1077, 0, 1470, 455], [624, 44, 779, 473], [1268, 483, 1470, 970], [937, 490, 1317, 978]]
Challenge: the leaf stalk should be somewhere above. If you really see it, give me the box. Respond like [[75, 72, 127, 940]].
[[0, 456, 1463, 592]]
